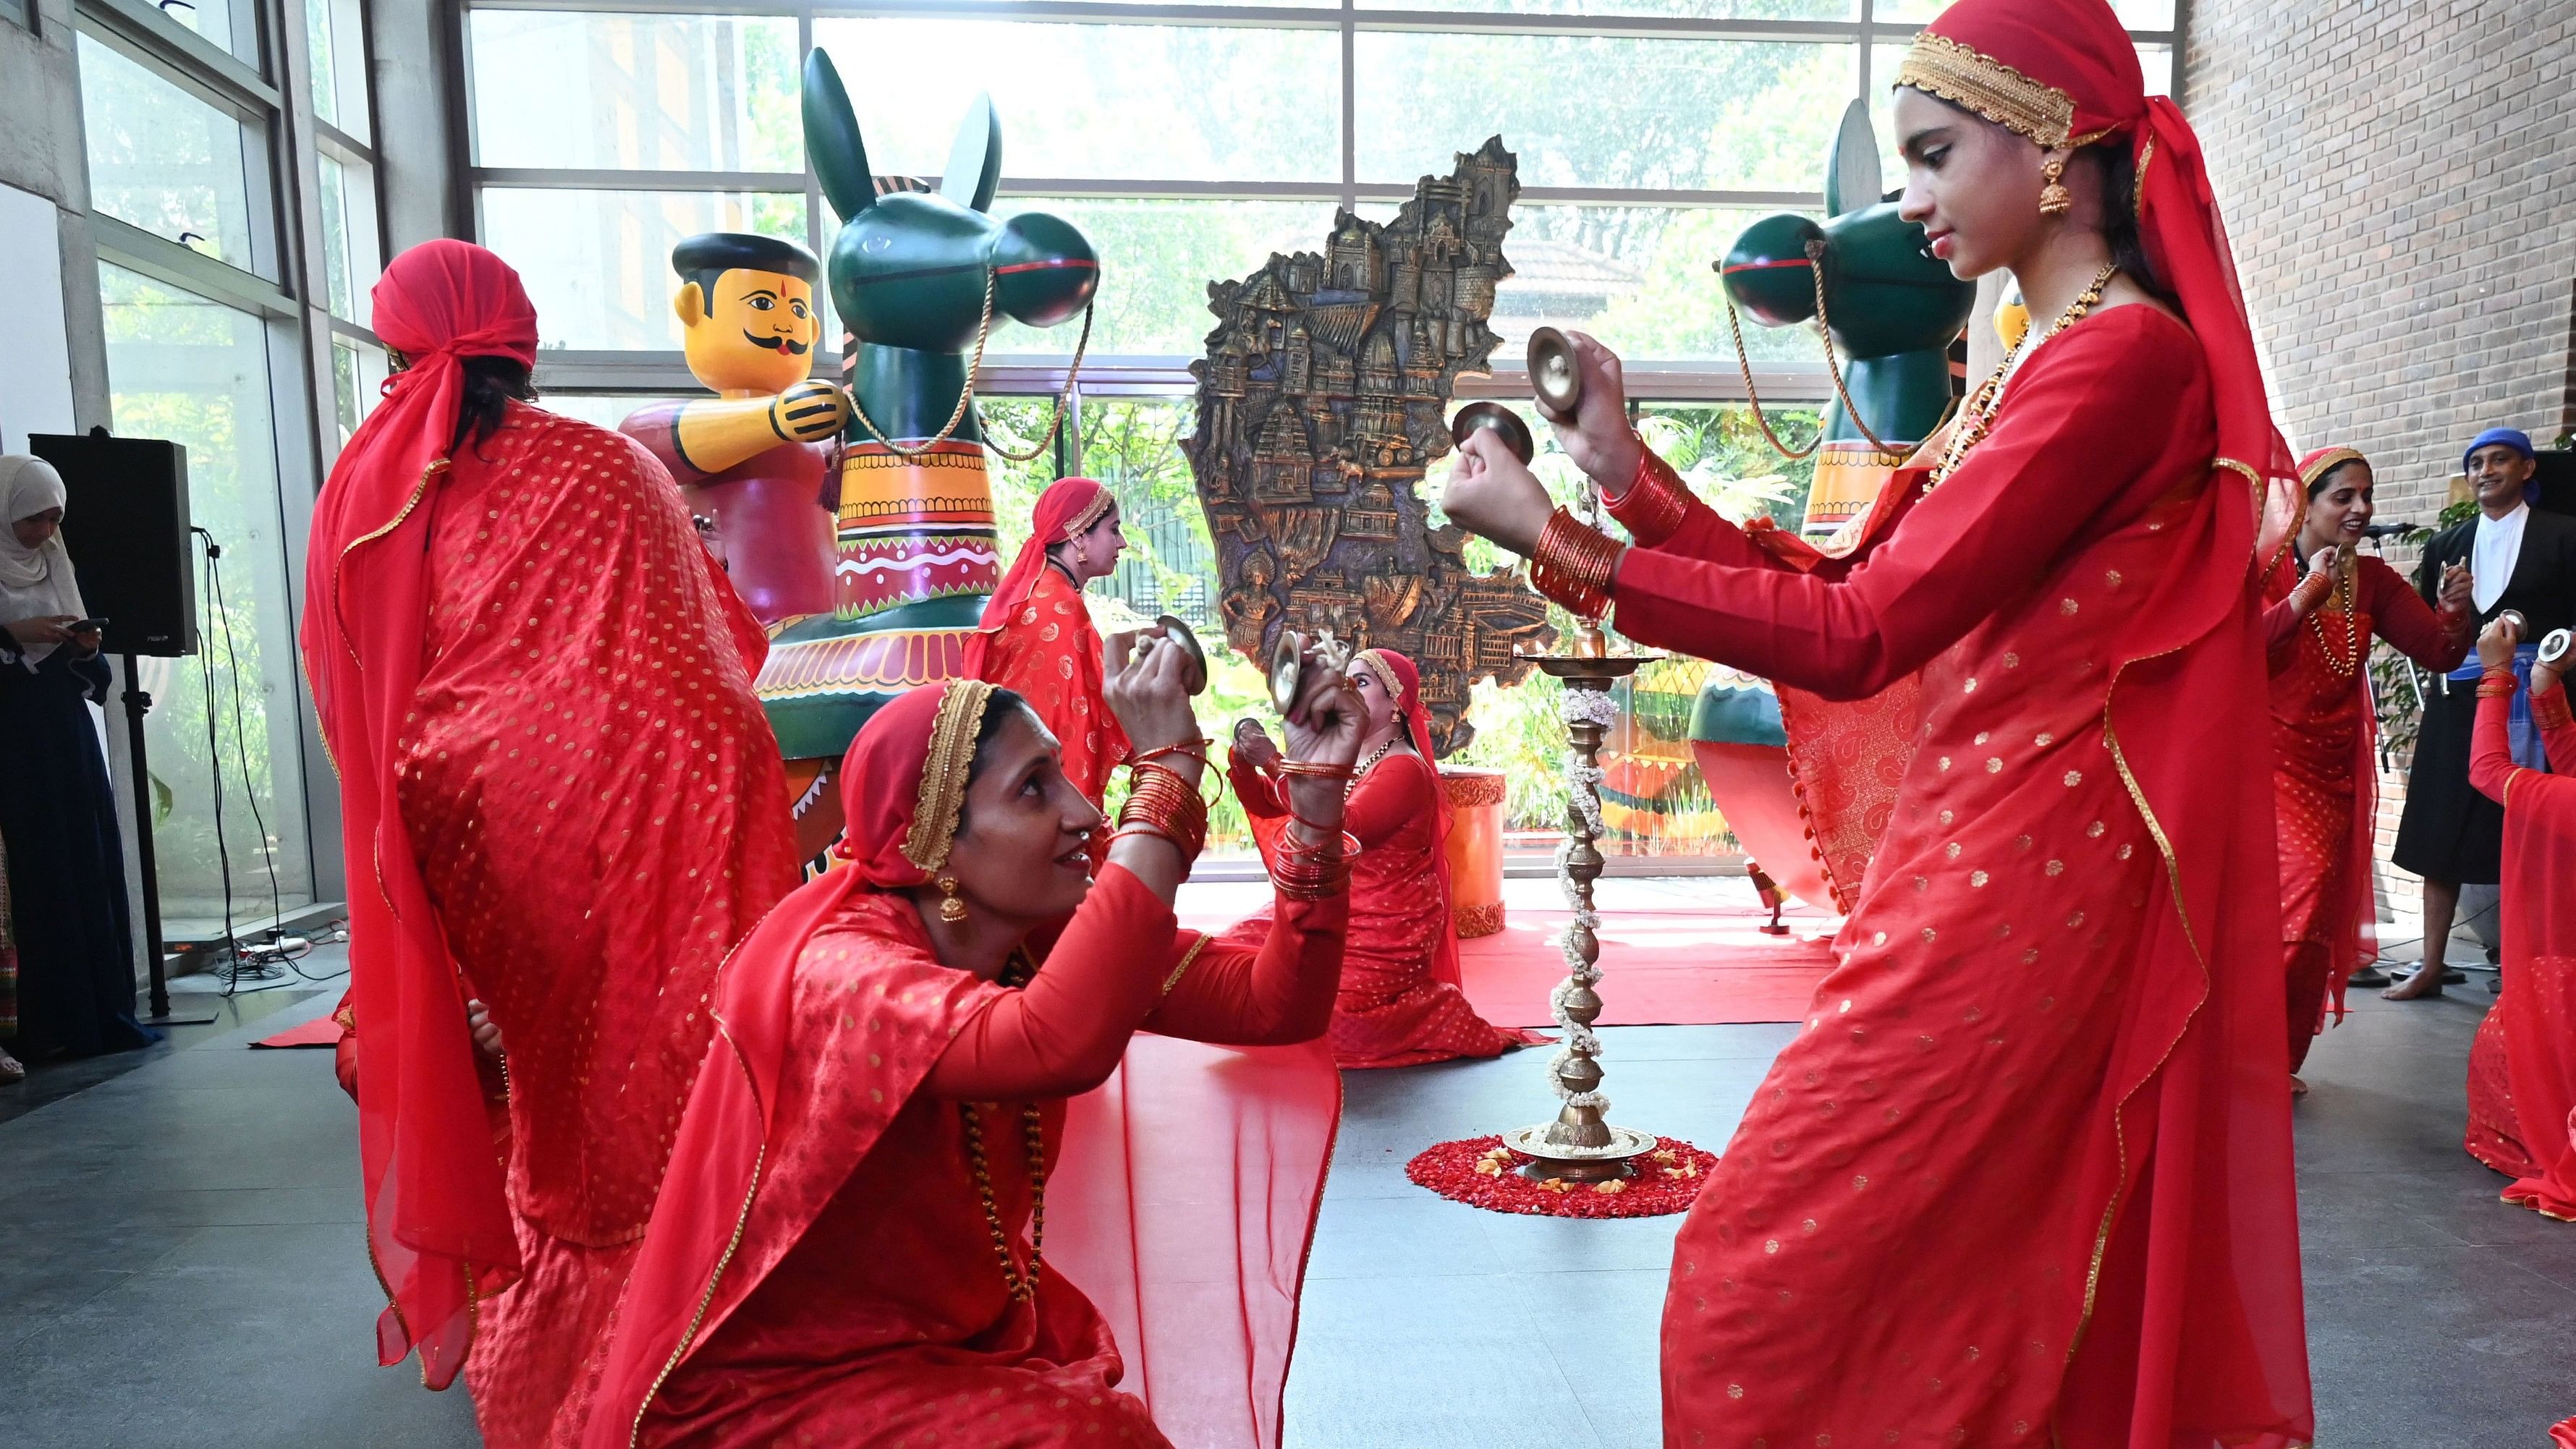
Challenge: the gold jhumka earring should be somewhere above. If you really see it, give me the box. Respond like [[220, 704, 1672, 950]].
[[2038, 153, 2072, 216], [936, 875, 968, 923]]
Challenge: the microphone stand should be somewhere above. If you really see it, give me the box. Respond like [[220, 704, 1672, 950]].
[[122, 653, 216, 1027]]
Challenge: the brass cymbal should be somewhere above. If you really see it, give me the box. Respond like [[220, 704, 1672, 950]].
[[1449, 401, 1534, 465], [1268, 629, 1305, 713], [1528, 326, 1583, 421], [1153, 613, 1208, 695]]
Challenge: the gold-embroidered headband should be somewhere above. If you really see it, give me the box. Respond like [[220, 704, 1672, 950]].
[[1059, 485, 1114, 542], [1894, 32, 2084, 150], [2299, 447, 2369, 490], [1358, 649, 1404, 704], [902, 679, 997, 874]]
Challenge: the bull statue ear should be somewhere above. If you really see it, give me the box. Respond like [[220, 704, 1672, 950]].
[[804, 49, 876, 224], [940, 93, 1003, 214], [1823, 98, 1883, 219]]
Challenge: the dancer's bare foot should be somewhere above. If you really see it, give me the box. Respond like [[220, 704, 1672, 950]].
[[0, 1049, 23, 1083], [2383, 966, 2445, 1001], [2289, 1074, 2309, 1097]]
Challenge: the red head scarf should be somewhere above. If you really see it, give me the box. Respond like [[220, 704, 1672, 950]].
[[2296, 445, 2368, 494], [1897, 0, 2300, 566], [962, 476, 1114, 676], [1355, 647, 1462, 985], [296, 239, 539, 1388], [831, 678, 999, 887]]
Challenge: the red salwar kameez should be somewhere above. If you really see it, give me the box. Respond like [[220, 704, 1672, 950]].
[[1579, 9, 2313, 1441], [2259, 549, 2470, 1069], [582, 681, 1346, 1449], [301, 242, 802, 1448], [967, 477, 1130, 804], [2463, 671, 2576, 1216]]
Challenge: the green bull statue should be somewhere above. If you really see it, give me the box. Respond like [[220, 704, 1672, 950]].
[[750, 50, 1098, 854], [1719, 100, 1975, 545], [1692, 101, 1974, 909]]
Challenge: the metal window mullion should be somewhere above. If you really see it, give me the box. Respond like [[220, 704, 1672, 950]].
[[316, 117, 376, 164], [473, 169, 1818, 210], [96, 214, 302, 318], [74, 3, 282, 116], [1338, 0, 1354, 214]]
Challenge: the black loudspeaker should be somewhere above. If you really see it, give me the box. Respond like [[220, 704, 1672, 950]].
[[2533, 449, 2576, 519], [28, 428, 198, 658]]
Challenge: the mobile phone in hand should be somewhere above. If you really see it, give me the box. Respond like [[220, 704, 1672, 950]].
[[67, 617, 107, 634]]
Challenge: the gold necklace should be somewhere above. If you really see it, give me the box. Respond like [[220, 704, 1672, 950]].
[[962, 950, 1046, 1304], [2308, 552, 2364, 677], [1928, 263, 2119, 490], [1348, 737, 1399, 799]]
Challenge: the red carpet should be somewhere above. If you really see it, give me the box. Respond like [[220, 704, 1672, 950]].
[[250, 1016, 343, 1049], [1178, 898, 1838, 1029], [1455, 906, 1836, 1028]]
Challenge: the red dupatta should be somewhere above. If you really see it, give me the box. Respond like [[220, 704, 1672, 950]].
[[961, 475, 1113, 679], [297, 240, 538, 1388], [1885, 4, 2309, 1438], [1355, 647, 1462, 985], [2485, 685, 2576, 1218], [585, 680, 1336, 1449]]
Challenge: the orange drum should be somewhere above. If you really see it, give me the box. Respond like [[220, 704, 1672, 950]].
[[1439, 765, 1507, 938]]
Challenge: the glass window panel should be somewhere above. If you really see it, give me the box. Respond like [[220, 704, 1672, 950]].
[[329, 336, 389, 454], [98, 264, 316, 921], [983, 198, 1339, 357], [809, 20, 1338, 184], [158, 0, 260, 65], [78, 35, 269, 277], [981, 396, 1217, 630], [479, 187, 808, 350], [307, 0, 371, 142], [1, 0, 29, 31], [317, 153, 381, 326], [1355, 34, 1854, 192], [533, 392, 695, 432], [1364, 0, 1851, 15], [470, 12, 801, 171], [1875, 1, 2174, 33], [1497, 203, 1828, 363]]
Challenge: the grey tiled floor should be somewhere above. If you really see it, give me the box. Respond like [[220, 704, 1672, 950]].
[[0, 930, 2565, 1447]]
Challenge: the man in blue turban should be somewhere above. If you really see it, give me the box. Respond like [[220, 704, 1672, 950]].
[[2389, 426, 2576, 998]]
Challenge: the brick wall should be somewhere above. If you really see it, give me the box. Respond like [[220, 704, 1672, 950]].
[[2184, 0, 2576, 937]]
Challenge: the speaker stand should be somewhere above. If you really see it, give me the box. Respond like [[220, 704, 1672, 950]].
[[122, 655, 218, 1029]]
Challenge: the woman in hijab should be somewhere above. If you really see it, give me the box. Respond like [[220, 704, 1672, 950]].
[[584, 637, 1361, 1449], [1438, 0, 2313, 1439], [966, 475, 1131, 804], [1227, 647, 1546, 1066], [0, 454, 152, 1075], [300, 239, 802, 1446]]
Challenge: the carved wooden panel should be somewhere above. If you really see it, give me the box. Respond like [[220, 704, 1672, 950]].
[[1186, 137, 1556, 757]]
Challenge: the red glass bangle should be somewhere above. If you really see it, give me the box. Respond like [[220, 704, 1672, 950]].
[[1614, 449, 1691, 545]]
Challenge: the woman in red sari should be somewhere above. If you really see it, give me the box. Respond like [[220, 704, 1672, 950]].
[[967, 475, 1131, 804], [1441, 1, 2312, 1441], [300, 240, 802, 1447], [582, 641, 1364, 1449], [2262, 446, 2473, 1089], [2461, 615, 2576, 1213], [1227, 647, 1546, 1066]]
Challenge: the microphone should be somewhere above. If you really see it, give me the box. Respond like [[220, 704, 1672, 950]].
[[2360, 522, 2416, 540]]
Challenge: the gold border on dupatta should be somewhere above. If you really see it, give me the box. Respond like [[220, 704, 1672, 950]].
[[903, 679, 998, 874], [1893, 33, 2077, 149], [2295, 447, 2368, 490], [627, 1019, 769, 1449]]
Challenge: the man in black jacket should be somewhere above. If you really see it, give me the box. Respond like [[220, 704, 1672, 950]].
[[2389, 427, 2576, 998]]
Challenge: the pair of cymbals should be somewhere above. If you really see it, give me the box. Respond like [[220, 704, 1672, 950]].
[[1140, 614, 1208, 695], [1446, 326, 1585, 464]]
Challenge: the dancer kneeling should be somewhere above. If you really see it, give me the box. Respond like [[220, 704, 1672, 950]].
[[585, 635, 1363, 1449], [1226, 647, 1546, 1067]]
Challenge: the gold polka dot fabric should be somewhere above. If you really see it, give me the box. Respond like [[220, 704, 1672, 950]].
[[387, 403, 802, 1445]]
